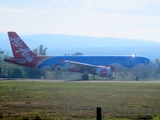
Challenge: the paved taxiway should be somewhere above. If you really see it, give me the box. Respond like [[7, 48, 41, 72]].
[[0, 78, 160, 83]]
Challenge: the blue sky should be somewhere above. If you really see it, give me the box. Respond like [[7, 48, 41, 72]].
[[0, 0, 160, 42]]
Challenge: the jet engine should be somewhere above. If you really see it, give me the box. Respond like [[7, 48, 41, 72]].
[[96, 67, 112, 77]]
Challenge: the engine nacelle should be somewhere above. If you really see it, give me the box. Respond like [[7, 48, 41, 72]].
[[96, 67, 112, 77]]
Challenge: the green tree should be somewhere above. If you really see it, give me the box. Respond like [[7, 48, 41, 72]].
[[154, 59, 160, 74], [1, 49, 47, 79], [10, 67, 23, 78], [33, 44, 48, 55], [23, 67, 46, 79], [72, 52, 83, 55]]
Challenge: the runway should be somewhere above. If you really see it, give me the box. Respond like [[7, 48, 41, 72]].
[[0, 78, 160, 83]]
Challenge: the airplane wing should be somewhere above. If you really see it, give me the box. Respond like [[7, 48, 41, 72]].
[[64, 60, 106, 73]]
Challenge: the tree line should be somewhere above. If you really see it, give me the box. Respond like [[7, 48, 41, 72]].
[[0, 45, 160, 80]]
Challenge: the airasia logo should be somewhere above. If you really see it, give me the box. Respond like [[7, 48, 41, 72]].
[[100, 69, 108, 76], [10, 37, 33, 62]]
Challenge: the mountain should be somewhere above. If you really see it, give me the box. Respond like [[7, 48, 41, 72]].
[[0, 32, 160, 60]]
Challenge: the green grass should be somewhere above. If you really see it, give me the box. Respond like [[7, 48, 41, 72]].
[[0, 80, 160, 120]]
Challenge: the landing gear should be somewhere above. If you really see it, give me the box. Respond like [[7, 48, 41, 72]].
[[135, 73, 139, 81], [82, 71, 89, 80], [136, 76, 139, 81], [82, 75, 89, 80]]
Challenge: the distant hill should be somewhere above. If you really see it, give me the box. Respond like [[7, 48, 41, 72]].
[[0, 32, 160, 60]]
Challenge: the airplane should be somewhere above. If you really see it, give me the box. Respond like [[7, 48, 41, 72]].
[[4, 32, 158, 80]]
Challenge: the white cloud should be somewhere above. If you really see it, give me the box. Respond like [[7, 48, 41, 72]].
[[0, 0, 160, 42]]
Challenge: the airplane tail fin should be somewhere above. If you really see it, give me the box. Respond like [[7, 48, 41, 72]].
[[7, 32, 37, 62]]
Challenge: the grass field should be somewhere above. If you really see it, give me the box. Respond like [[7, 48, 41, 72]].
[[0, 80, 160, 120]]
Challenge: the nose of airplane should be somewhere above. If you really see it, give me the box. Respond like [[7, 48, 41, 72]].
[[150, 62, 159, 70]]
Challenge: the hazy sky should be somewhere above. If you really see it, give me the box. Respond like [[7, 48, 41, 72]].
[[0, 0, 160, 42]]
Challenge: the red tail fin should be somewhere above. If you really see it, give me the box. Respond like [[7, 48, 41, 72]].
[[7, 32, 37, 62]]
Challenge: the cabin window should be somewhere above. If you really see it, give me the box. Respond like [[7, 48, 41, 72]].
[[115, 57, 119, 62], [111, 58, 114, 61]]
